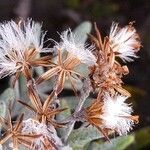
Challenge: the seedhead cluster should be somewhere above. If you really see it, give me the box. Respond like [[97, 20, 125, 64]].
[[0, 19, 141, 149]]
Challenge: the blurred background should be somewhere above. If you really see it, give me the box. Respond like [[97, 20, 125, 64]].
[[0, 0, 150, 149]]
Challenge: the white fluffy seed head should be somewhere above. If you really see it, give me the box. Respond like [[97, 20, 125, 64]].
[[101, 93, 135, 135], [0, 19, 47, 78], [56, 29, 96, 66], [109, 22, 141, 62], [22, 118, 63, 150]]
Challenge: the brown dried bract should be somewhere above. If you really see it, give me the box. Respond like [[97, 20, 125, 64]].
[[18, 85, 67, 127], [0, 112, 40, 149], [83, 99, 110, 140], [36, 49, 83, 95], [89, 23, 131, 97], [10, 48, 52, 86]]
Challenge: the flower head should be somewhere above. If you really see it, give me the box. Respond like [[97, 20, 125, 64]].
[[22, 118, 63, 150], [0, 113, 39, 149], [101, 93, 138, 135], [84, 93, 138, 139], [56, 29, 96, 66], [36, 29, 96, 94], [19, 89, 66, 127], [89, 23, 131, 97], [109, 22, 141, 62], [0, 19, 48, 79]]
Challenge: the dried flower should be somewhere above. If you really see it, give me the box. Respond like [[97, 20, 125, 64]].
[[89, 23, 130, 97], [0, 19, 141, 148], [109, 22, 141, 62], [84, 93, 139, 139], [101, 93, 139, 135], [0, 113, 39, 149], [19, 87, 66, 127], [84, 99, 110, 140], [22, 118, 63, 150], [36, 29, 96, 94], [0, 19, 51, 82], [58, 29, 96, 66]]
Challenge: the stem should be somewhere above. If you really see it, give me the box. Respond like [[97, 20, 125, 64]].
[[63, 78, 92, 143], [26, 78, 43, 109], [23, 66, 43, 109]]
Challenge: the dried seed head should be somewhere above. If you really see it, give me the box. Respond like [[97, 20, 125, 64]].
[[109, 22, 141, 62], [89, 24, 132, 96], [90, 60, 129, 96], [36, 29, 96, 93], [0, 19, 48, 78], [56, 29, 96, 66], [22, 118, 63, 150], [84, 93, 138, 138], [100, 93, 139, 135]]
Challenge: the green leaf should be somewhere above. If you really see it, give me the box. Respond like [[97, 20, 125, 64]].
[[0, 88, 15, 104], [0, 88, 14, 132], [56, 99, 71, 137], [36, 81, 51, 99], [73, 21, 92, 44], [18, 75, 28, 100], [135, 127, 150, 149], [34, 66, 44, 76], [74, 64, 90, 78], [88, 135, 135, 150], [0, 101, 6, 133], [13, 75, 29, 117], [60, 99, 71, 118], [60, 96, 78, 110], [0, 101, 6, 118], [61, 96, 93, 110], [68, 126, 103, 150]]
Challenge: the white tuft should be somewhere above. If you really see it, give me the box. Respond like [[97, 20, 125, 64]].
[[109, 22, 140, 62], [22, 118, 63, 150], [0, 19, 47, 78], [55, 29, 96, 66], [101, 93, 135, 135]]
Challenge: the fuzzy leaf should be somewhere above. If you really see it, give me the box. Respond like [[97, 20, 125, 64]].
[[0, 101, 6, 118], [60, 99, 71, 118], [0, 88, 14, 104], [61, 96, 93, 110], [18, 75, 28, 100], [0, 101, 6, 133], [34, 66, 44, 76], [88, 135, 135, 150], [73, 21, 92, 44], [13, 75, 29, 117], [0, 88, 14, 133], [74, 63, 90, 78], [56, 99, 71, 137], [135, 127, 150, 149], [68, 126, 103, 149]]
